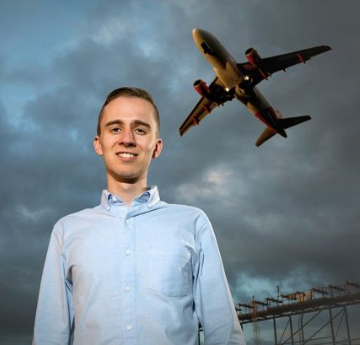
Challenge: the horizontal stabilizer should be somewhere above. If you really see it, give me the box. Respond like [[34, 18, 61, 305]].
[[278, 115, 311, 129], [255, 115, 311, 147], [256, 127, 277, 147]]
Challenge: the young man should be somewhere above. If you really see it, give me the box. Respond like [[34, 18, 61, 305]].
[[33, 87, 245, 345]]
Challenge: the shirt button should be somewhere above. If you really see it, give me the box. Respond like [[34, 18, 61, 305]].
[[125, 249, 131, 256], [125, 285, 131, 292], [111, 196, 117, 202], [126, 324, 133, 331], [125, 219, 130, 225]]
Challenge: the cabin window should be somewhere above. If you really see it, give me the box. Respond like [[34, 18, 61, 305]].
[[201, 42, 214, 55]]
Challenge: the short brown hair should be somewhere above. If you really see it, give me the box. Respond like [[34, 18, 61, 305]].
[[97, 87, 160, 136]]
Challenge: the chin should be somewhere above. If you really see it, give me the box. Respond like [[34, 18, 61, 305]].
[[109, 171, 144, 184]]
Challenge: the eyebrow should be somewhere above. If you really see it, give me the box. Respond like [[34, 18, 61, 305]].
[[104, 119, 151, 129]]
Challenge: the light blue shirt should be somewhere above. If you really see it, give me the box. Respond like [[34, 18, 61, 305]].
[[33, 187, 245, 345]]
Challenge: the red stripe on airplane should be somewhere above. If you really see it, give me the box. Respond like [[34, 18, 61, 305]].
[[192, 117, 199, 125], [259, 69, 268, 80], [297, 53, 306, 64], [202, 104, 211, 114]]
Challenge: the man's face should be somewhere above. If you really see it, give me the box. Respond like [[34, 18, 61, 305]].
[[93, 97, 162, 186]]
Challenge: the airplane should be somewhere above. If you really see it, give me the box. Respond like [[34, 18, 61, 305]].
[[179, 28, 331, 147]]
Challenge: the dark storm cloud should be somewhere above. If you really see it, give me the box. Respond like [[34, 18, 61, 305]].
[[1, 0, 360, 343], [144, 0, 357, 339]]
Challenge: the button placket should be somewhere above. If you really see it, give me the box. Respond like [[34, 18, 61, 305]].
[[122, 216, 136, 343]]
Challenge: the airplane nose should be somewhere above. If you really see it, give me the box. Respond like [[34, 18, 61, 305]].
[[192, 28, 200, 40], [192, 28, 211, 43], [193, 28, 208, 38]]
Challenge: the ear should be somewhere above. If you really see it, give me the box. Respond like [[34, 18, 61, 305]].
[[152, 138, 163, 159], [93, 136, 103, 156]]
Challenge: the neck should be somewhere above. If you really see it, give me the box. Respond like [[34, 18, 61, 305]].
[[107, 178, 148, 207]]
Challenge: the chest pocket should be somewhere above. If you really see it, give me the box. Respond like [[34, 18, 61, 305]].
[[148, 251, 191, 297]]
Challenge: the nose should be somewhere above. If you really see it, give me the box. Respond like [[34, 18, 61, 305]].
[[119, 127, 136, 147], [192, 28, 207, 42]]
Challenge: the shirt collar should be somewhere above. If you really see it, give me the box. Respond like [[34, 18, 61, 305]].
[[100, 186, 160, 210]]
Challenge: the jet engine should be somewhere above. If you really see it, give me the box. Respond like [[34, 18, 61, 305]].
[[245, 48, 268, 80], [245, 48, 262, 68], [193, 79, 213, 100]]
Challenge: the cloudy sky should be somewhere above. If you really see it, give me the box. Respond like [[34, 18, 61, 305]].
[[1, 0, 360, 343]]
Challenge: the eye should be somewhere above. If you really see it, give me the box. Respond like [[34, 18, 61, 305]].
[[110, 127, 121, 133], [134, 127, 147, 135]]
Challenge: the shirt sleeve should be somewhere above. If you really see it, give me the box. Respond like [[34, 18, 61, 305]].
[[32, 225, 74, 345], [193, 211, 246, 345]]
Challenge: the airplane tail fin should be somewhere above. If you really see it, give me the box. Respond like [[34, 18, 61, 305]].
[[255, 115, 311, 147]]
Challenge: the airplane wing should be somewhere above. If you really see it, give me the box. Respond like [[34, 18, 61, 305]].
[[240, 45, 331, 86], [179, 78, 234, 136]]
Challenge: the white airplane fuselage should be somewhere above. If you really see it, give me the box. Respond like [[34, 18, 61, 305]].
[[192, 28, 284, 136]]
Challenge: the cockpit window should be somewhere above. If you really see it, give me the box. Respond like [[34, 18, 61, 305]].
[[201, 42, 214, 55]]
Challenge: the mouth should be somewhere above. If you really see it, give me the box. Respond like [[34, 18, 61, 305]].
[[116, 152, 138, 158]]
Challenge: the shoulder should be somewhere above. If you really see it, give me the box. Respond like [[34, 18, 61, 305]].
[[157, 200, 201, 213], [52, 205, 104, 233], [155, 201, 210, 225]]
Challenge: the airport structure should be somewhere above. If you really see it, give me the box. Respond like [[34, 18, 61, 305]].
[[236, 281, 360, 345]]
